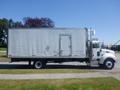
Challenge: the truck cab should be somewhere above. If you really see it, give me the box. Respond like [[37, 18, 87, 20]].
[[92, 40, 116, 69]]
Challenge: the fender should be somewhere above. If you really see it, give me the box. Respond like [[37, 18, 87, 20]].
[[99, 53, 116, 64]]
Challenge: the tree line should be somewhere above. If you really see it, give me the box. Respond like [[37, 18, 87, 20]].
[[0, 17, 55, 47], [111, 45, 120, 51]]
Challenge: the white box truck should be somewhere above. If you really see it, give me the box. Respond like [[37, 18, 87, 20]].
[[8, 28, 116, 69]]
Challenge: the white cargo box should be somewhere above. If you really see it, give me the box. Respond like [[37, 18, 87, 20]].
[[8, 28, 88, 58]]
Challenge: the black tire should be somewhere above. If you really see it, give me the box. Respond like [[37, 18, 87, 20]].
[[103, 58, 115, 69], [33, 60, 46, 69]]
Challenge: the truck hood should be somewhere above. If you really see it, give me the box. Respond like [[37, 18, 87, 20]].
[[101, 49, 115, 55]]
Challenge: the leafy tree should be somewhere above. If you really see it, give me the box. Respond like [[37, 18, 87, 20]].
[[0, 18, 24, 47], [0, 18, 8, 47], [40, 18, 54, 27], [8, 19, 14, 28], [14, 21, 24, 28], [23, 17, 55, 28], [9, 19, 23, 28]]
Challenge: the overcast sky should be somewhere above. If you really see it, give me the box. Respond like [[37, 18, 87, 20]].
[[0, 0, 120, 44]]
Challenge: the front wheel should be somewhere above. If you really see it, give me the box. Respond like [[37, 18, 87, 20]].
[[103, 59, 115, 69]]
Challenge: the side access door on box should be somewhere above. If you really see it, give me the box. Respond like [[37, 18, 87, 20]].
[[59, 35, 72, 56]]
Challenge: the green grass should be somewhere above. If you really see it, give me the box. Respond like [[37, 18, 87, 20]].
[[0, 77, 119, 90], [0, 69, 93, 74], [0, 47, 7, 60], [0, 51, 10, 62], [0, 51, 6, 57], [0, 47, 6, 51]]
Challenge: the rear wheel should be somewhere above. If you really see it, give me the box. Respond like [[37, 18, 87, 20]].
[[103, 58, 115, 69], [33, 60, 46, 69]]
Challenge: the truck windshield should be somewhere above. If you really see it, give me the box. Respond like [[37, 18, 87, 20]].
[[93, 43, 100, 48]]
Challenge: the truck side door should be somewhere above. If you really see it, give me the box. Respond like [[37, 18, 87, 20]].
[[59, 35, 72, 56]]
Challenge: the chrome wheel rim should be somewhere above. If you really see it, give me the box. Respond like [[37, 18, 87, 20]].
[[106, 61, 113, 68]]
